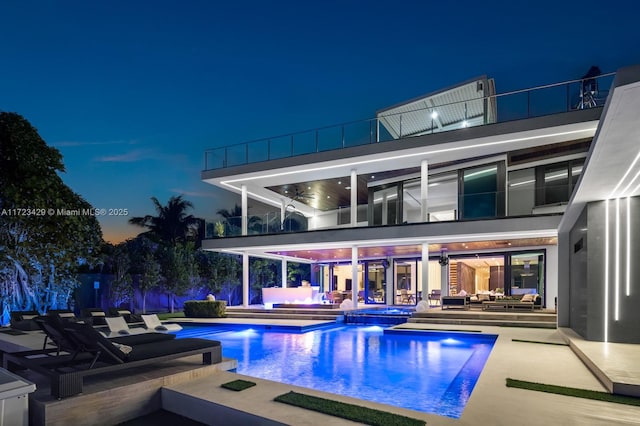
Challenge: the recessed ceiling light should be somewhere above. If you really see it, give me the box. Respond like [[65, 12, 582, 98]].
[[338, 181, 342, 184], [307, 186, 311, 190], [345, 186, 351, 190], [431, 111, 438, 119], [284, 190, 288, 194], [327, 195, 331, 198], [371, 175, 375, 179]]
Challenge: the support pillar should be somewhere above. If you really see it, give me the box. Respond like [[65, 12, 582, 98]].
[[350, 169, 357, 226], [352, 246, 358, 308], [241, 185, 248, 236], [420, 160, 429, 222], [421, 243, 429, 302], [242, 252, 249, 307], [282, 260, 287, 288]]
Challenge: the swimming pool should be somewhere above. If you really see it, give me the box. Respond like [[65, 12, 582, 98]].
[[177, 325, 496, 418]]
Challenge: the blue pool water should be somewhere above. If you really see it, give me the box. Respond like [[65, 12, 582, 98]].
[[177, 325, 496, 418]]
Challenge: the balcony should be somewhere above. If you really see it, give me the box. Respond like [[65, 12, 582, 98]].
[[204, 181, 574, 239], [204, 73, 614, 171]]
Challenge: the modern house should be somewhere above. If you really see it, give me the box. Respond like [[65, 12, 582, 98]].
[[201, 64, 640, 344]]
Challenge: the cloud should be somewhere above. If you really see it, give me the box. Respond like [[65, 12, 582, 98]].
[[169, 188, 217, 198], [53, 139, 138, 147], [95, 149, 152, 162]]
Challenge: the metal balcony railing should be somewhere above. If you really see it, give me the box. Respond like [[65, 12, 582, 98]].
[[204, 73, 614, 171]]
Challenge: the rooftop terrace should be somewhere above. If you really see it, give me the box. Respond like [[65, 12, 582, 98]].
[[204, 73, 615, 171]]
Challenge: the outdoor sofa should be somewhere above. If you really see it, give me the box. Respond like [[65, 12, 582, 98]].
[[3, 320, 221, 398]]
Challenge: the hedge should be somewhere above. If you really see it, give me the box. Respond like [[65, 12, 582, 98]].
[[183, 300, 227, 318]]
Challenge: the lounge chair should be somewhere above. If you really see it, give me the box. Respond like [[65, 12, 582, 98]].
[[3, 321, 220, 398], [142, 314, 183, 332], [10, 310, 41, 331], [104, 316, 148, 337], [80, 308, 109, 326], [108, 308, 144, 324]]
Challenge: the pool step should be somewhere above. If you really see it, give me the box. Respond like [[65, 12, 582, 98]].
[[224, 311, 339, 321], [407, 317, 556, 329]]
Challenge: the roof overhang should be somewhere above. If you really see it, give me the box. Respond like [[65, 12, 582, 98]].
[[203, 113, 599, 215], [202, 215, 560, 262]]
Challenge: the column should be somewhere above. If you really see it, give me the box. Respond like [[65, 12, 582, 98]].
[[350, 169, 357, 226], [282, 259, 287, 288], [441, 257, 449, 296], [382, 194, 388, 225], [421, 243, 429, 302], [281, 199, 287, 231], [241, 184, 248, 236], [352, 246, 358, 308], [385, 259, 394, 305], [421, 160, 429, 222], [242, 252, 249, 307]]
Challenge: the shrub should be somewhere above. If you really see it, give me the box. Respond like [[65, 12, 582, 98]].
[[183, 300, 227, 318]]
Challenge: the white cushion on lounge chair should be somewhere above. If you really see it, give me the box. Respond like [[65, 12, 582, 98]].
[[105, 316, 147, 336], [141, 314, 182, 332]]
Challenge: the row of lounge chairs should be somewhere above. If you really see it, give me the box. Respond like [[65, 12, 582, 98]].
[[4, 312, 221, 398]]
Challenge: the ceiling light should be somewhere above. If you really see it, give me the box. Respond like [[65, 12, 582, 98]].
[[338, 181, 342, 184], [345, 186, 351, 190], [284, 190, 288, 194], [431, 111, 438, 119], [371, 175, 375, 179], [462, 120, 468, 128]]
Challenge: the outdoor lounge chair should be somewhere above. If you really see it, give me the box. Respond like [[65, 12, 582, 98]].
[[108, 308, 144, 324], [104, 316, 149, 337], [80, 308, 109, 326], [3, 321, 221, 398], [10, 310, 41, 331], [142, 314, 183, 332]]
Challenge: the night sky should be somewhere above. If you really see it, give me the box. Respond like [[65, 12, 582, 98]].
[[1, 0, 638, 243]]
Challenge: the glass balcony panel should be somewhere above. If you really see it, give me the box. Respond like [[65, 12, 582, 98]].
[[247, 140, 269, 164], [496, 91, 529, 123], [292, 130, 317, 156], [267, 135, 292, 160], [344, 120, 373, 148], [205, 148, 226, 170], [508, 168, 535, 216], [317, 126, 343, 152], [529, 84, 568, 117], [225, 145, 248, 167]]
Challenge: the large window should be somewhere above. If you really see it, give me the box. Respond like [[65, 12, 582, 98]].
[[369, 184, 400, 225], [459, 162, 505, 219], [535, 159, 584, 206], [508, 252, 545, 304]]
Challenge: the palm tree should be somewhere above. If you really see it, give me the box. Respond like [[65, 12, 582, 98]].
[[216, 204, 263, 235], [129, 195, 200, 244]]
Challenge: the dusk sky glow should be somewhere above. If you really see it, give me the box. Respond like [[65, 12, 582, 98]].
[[1, 1, 638, 243]]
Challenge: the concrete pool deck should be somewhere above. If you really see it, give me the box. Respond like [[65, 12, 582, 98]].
[[160, 321, 640, 426], [1, 319, 639, 425]]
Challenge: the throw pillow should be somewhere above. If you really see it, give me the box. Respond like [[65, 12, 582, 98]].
[[112, 343, 133, 355]]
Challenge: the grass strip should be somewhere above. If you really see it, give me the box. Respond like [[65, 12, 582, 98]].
[[397, 327, 482, 333], [274, 391, 425, 426], [506, 379, 640, 407], [511, 338, 568, 346], [221, 379, 257, 392]]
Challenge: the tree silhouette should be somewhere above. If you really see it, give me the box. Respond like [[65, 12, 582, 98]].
[[129, 195, 200, 244], [216, 204, 263, 235]]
